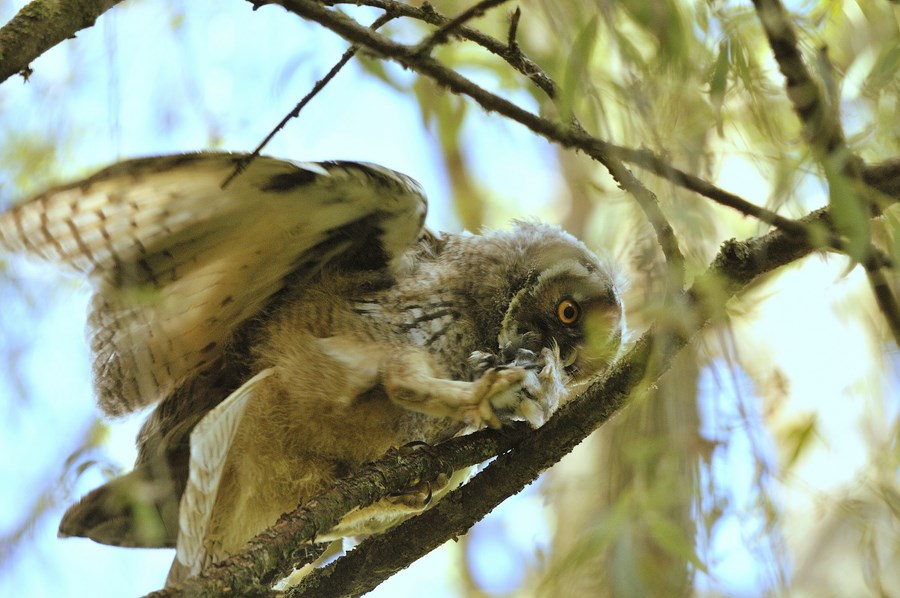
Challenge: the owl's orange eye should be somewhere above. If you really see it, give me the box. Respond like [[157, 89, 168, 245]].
[[556, 298, 581, 325]]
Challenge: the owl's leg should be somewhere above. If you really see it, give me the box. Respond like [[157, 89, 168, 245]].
[[382, 348, 528, 429]]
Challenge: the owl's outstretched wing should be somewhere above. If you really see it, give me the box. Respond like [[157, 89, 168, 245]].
[[0, 153, 427, 415]]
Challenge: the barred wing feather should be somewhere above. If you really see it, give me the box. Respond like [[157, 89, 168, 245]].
[[0, 153, 427, 415]]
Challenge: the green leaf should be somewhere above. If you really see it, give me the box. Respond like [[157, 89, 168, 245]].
[[825, 158, 871, 263], [559, 15, 600, 122], [708, 40, 730, 136], [646, 514, 707, 572], [779, 414, 818, 470], [865, 40, 900, 96]]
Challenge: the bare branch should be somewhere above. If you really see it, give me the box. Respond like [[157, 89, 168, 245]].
[[260, 0, 686, 288], [323, 0, 558, 96], [413, 0, 510, 56], [863, 157, 900, 198], [506, 6, 521, 52], [618, 148, 805, 232], [0, 0, 123, 85]]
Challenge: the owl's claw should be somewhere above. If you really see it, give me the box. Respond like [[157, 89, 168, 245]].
[[464, 367, 528, 429], [467, 347, 570, 428], [387, 472, 450, 508], [395, 440, 433, 455], [468, 351, 499, 374]]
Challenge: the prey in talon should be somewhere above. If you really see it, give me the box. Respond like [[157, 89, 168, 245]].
[[0, 153, 626, 588]]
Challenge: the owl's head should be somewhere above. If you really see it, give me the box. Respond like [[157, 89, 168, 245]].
[[495, 222, 625, 383]]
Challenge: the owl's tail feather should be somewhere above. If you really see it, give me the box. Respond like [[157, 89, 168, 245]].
[[58, 465, 180, 549]]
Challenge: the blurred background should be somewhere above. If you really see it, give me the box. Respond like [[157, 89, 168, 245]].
[[0, 0, 898, 596]]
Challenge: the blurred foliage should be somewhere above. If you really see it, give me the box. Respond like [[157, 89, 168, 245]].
[[404, 0, 900, 596]]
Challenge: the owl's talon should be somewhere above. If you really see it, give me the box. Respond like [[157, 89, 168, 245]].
[[468, 350, 499, 373], [395, 440, 434, 457], [388, 471, 449, 508]]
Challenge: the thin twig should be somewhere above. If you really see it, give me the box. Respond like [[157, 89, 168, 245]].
[[322, 0, 557, 94], [617, 148, 805, 233], [616, 147, 894, 269], [221, 13, 394, 188], [507, 6, 521, 53], [413, 0, 510, 56], [594, 147, 687, 291]]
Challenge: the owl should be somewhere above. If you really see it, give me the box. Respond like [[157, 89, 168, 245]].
[[0, 153, 625, 587]]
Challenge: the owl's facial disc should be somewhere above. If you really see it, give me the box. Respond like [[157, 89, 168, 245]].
[[498, 253, 625, 382]]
